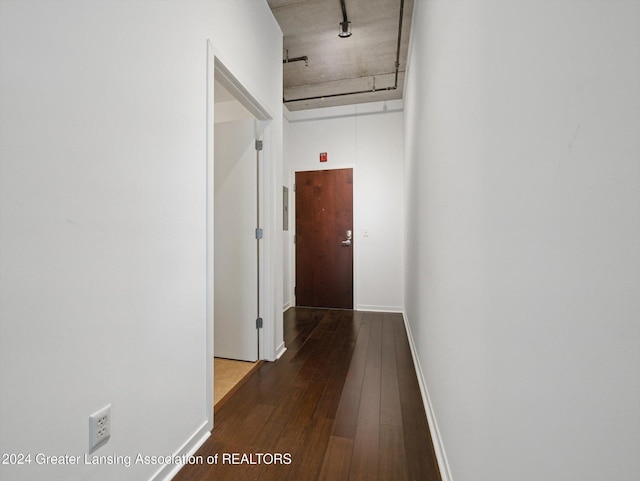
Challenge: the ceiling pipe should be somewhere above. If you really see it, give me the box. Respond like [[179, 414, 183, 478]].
[[284, 0, 405, 104], [340, 0, 349, 23], [283, 49, 308, 67], [393, 0, 404, 88]]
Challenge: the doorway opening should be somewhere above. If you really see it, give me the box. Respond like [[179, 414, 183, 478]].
[[206, 48, 272, 426], [213, 85, 260, 362], [213, 79, 261, 408]]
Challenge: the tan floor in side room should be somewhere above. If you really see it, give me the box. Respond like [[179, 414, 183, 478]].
[[214, 358, 258, 406]]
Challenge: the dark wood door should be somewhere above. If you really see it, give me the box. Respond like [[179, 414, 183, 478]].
[[295, 168, 353, 309]]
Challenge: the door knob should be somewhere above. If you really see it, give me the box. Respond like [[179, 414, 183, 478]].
[[341, 230, 352, 247]]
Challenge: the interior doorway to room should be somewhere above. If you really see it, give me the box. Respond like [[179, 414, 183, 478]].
[[214, 101, 260, 363], [213, 80, 261, 362], [295, 168, 354, 309], [207, 51, 274, 425], [212, 87, 260, 401]]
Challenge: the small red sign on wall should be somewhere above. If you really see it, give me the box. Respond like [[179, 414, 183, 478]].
[[319, 152, 328, 162]]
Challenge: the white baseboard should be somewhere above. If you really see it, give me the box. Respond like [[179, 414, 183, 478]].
[[275, 341, 287, 359], [401, 310, 453, 481], [283, 302, 292, 312], [150, 421, 210, 481], [356, 304, 404, 313]]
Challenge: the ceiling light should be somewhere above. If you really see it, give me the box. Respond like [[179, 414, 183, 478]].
[[339, 20, 351, 38], [339, 0, 352, 38]]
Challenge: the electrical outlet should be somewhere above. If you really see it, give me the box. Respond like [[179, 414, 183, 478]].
[[89, 404, 111, 453]]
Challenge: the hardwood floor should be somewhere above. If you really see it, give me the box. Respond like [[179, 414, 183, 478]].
[[173, 308, 441, 481]]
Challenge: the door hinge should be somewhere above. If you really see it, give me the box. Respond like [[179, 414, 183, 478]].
[[255, 228, 263, 239], [256, 317, 263, 329], [293, 183, 296, 192], [255, 140, 263, 151]]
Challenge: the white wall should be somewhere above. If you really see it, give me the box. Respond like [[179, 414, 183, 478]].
[[284, 101, 404, 311], [0, 1, 282, 480], [403, 2, 640, 481]]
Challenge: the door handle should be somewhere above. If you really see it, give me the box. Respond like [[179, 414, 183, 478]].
[[341, 230, 352, 247]]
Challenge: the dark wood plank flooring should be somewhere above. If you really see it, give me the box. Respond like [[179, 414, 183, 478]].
[[173, 308, 441, 481]]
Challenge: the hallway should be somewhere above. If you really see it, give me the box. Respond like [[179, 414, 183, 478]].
[[174, 308, 441, 481]]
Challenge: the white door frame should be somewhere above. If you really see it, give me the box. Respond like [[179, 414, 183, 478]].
[[206, 41, 275, 430]]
